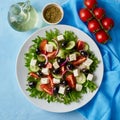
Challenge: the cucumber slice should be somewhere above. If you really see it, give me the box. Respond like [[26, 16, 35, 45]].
[[30, 65, 40, 72], [48, 41, 57, 49], [84, 43, 89, 51], [57, 49, 66, 58], [36, 81, 43, 91], [52, 73, 62, 79], [66, 41, 75, 50], [76, 73, 86, 84], [37, 55, 46, 62]]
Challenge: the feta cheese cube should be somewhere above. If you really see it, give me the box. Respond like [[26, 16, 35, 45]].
[[46, 44, 53, 52], [57, 35, 64, 41], [53, 78, 60, 84], [58, 86, 65, 94], [79, 64, 86, 70], [87, 73, 93, 81], [73, 69, 80, 77], [83, 58, 93, 67], [41, 68, 49, 75], [30, 58, 37, 66], [41, 78, 49, 84], [53, 61, 60, 69], [69, 53, 77, 61], [76, 84, 82, 91]]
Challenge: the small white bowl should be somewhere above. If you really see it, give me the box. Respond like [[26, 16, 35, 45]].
[[42, 3, 64, 25]]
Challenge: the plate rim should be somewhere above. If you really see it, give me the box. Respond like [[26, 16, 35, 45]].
[[16, 24, 104, 113]]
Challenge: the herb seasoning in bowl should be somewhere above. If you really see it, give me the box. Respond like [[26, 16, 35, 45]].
[[42, 3, 64, 24]]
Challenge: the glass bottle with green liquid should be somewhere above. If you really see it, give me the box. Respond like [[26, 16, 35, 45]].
[[8, 0, 38, 31]]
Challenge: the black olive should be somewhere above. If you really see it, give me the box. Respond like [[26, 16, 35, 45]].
[[38, 62, 45, 68], [37, 70, 43, 77], [82, 68, 89, 75], [52, 68, 60, 74], [53, 86, 59, 94], [67, 64, 74, 70], [80, 50, 88, 57], [66, 86, 72, 93], [61, 41, 67, 47], [60, 80, 68, 86], [28, 81, 36, 88], [36, 48, 40, 55], [57, 57, 65, 64]]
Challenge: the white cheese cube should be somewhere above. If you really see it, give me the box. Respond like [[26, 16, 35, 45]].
[[83, 58, 93, 67], [57, 35, 64, 41], [41, 68, 49, 75], [69, 53, 77, 61], [53, 61, 60, 69], [30, 58, 37, 66], [73, 69, 80, 77], [53, 78, 60, 84], [76, 84, 82, 91], [87, 73, 93, 81], [46, 44, 53, 52], [79, 64, 86, 70], [41, 78, 49, 84], [58, 86, 65, 94]]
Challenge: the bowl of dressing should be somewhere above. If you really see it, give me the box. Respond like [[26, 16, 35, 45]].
[[42, 3, 64, 25]]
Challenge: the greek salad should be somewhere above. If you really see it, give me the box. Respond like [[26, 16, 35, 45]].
[[25, 29, 99, 104]]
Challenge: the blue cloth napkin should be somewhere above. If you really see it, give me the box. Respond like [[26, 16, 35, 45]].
[[61, 0, 120, 119]]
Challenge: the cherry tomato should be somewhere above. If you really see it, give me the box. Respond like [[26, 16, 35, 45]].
[[66, 74, 76, 88], [79, 8, 93, 22], [47, 75, 54, 88], [39, 40, 47, 54], [95, 30, 109, 43], [93, 7, 105, 19], [72, 56, 86, 66], [47, 50, 57, 59], [88, 19, 101, 33], [76, 40, 85, 50], [40, 84, 53, 95], [84, 0, 97, 9], [102, 18, 114, 30], [29, 72, 39, 79]]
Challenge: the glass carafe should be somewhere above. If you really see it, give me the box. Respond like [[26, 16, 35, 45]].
[[8, 0, 38, 31]]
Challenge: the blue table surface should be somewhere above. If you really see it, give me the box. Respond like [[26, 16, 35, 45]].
[[0, 0, 86, 120]]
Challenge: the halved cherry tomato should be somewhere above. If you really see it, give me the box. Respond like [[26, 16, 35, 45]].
[[66, 74, 76, 88], [76, 40, 85, 50], [39, 40, 47, 54], [95, 30, 109, 43], [79, 8, 93, 22], [40, 84, 53, 95], [47, 74, 54, 88], [72, 56, 86, 66], [29, 72, 39, 79], [84, 0, 97, 9], [46, 62, 53, 69], [61, 66, 66, 74], [102, 18, 114, 30], [88, 19, 101, 33], [93, 7, 105, 20], [47, 50, 57, 59]]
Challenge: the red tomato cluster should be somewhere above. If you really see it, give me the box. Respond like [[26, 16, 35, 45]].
[[79, 0, 114, 43]]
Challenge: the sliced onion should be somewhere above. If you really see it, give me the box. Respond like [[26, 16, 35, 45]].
[[60, 57, 69, 66], [40, 54, 48, 65]]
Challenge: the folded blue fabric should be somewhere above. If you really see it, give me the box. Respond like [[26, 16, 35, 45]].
[[61, 0, 120, 119]]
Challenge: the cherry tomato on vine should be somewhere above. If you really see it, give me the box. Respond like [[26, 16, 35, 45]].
[[88, 19, 101, 33], [95, 30, 109, 43], [79, 8, 93, 22], [84, 0, 97, 9], [102, 18, 114, 30], [93, 7, 105, 19]]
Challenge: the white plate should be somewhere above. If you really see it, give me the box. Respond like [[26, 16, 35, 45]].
[[16, 25, 104, 113]]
